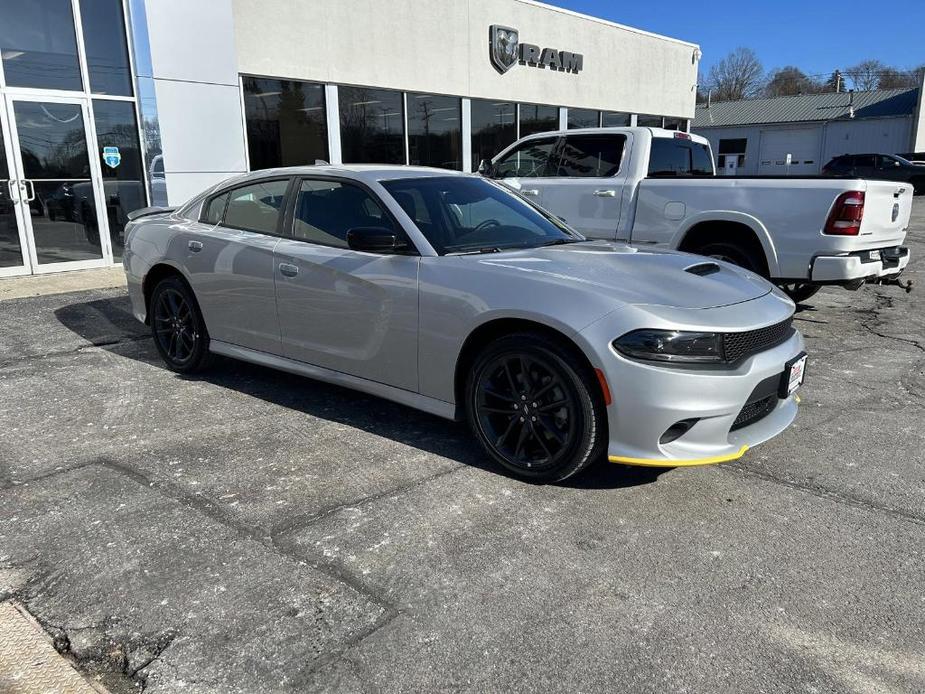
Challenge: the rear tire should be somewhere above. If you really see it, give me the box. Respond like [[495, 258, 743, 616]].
[[778, 282, 821, 304], [696, 241, 765, 276], [149, 275, 212, 374], [465, 333, 607, 483]]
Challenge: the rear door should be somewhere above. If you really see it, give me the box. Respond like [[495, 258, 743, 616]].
[[183, 178, 289, 354], [273, 176, 420, 391], [493, 136, 560, 207], [536, 132, 629, 240]]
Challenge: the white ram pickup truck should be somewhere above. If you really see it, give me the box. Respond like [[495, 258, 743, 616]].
[[483, 127, 913, 301]]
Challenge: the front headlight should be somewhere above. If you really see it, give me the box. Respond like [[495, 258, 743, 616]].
[[613, 329, 724, 363]]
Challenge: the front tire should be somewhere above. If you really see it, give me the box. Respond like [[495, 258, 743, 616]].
[[465, 333, 606, 483], [149, 275, 211, 373]]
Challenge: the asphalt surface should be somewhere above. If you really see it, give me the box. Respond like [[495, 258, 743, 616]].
[[1, 202, 924, 693]]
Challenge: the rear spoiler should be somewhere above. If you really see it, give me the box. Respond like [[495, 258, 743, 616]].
[[127, 206, 176, 221]]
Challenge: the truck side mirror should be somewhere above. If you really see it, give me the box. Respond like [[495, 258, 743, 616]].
[[478, 159, 493, 177]]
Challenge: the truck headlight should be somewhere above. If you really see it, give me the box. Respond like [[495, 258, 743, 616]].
[[613, 330, 724, 363]]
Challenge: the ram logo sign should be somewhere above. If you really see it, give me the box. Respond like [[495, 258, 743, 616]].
[[489, 25, 584, 76]]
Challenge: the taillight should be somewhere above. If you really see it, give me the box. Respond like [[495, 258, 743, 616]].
[[824, 191, 865, 235]]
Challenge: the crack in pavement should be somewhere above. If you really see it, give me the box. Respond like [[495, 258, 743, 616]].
[[0, 335, 149, 370]]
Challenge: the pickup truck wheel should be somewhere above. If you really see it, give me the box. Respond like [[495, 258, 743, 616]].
[[778, 282, 821, 303], [466, 333, 606, 484], [697, 242, 763, 275]]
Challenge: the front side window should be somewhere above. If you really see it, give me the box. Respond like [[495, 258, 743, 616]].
[[493, 138, 558, 178], [221, 180, 289, 234], [243, 77, 328, 170], [339, 86, 405, 164], [382, 176, 576, 255], [854, 155, 876, 168], [556, 135, 626, 177], [291, 179, 393, 249]]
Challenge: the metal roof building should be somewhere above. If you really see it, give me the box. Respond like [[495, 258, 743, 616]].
[[691, 81, 925, 176]]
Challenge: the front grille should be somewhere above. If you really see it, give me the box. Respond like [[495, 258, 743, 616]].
[[722, 317, 794, 363], [731, 394, 777, 431]]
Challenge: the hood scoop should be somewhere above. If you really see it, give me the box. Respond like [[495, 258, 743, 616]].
[[684, 261, 722, 276]]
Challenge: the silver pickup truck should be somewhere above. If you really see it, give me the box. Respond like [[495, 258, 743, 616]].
[[485, 127, 913, 301]]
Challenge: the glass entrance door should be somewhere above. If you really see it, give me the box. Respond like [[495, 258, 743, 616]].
[[0, 104, 30, 276], [4, 95, 111, 272]]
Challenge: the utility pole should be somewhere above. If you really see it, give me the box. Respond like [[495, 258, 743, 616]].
[[835, 70, 841, 93]]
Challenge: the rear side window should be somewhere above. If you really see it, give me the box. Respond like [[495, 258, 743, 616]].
[[203, 193, 228, 224], [291, 179, 394, 248], [494, 138, 558, 178], [221, 179, 289, 234], [854, 155, 876, 168], [648, 139, 714, 177], [555, 135, 625, 177]]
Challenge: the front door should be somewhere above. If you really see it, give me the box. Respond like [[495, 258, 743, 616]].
[[0, 103, 30, 276], [274, 177, 420, 392], [3, 94, 111, 273]]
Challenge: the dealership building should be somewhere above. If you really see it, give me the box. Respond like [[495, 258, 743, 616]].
[[0, 0, 699, 277]]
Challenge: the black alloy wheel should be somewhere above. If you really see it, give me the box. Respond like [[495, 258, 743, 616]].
[[466, 333, 606, 483], [150, 276, 211, 373], [698, 241, 763, 275]]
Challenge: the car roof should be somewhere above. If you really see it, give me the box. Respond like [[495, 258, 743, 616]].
[[233, 164, 473, 185]]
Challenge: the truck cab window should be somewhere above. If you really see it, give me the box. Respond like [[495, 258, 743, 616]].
[[648, 139, 714, 177], [494, 138, 558, 178]]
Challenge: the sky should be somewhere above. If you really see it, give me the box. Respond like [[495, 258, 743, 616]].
[[549, 0, 925, 82]]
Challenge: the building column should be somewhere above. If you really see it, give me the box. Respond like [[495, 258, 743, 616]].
[[559, 107, 568, 130], [462, 98, 472, 172], [324, 84, 342, 165]]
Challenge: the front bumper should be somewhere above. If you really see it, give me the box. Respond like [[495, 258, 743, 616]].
[[811, 245, 909, 283], [580, 307, 804, 467]]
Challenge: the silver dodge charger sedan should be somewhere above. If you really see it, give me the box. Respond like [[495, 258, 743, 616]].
[[123, 165, 807, 482]]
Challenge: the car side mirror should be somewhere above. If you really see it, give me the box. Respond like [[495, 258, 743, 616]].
[[894, 160, 902, 167], [346, 227, 409, 253], [478, 159, 494, 177]]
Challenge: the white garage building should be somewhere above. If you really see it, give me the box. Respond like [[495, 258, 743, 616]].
[[692, 83, 925, 176]]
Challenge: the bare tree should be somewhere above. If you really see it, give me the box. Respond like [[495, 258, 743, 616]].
[[765, 66, 821, 97], [845, 59, 886, 91], [707, 48, 765, 102]]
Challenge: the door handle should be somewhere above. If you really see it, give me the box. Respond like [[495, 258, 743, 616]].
[[593, 189, 617, 197], [6, 180, 19, 203], [521, 189, 540, 197], [21, 180, 35, 202], [278, 262, 299, 277], [188, 240, 203, 252]]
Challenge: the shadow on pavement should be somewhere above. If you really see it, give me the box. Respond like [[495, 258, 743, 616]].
[[55, 295, 664, 490]]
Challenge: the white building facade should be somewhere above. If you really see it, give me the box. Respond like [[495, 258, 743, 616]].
[[0, 0, 700, 277]]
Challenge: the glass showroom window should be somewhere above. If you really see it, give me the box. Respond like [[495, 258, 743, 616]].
[[78, 0, 133, 96], [93, 100, 147, 261], [519, 104, 559, 138], [407, 93, 462, 170], [601, 112, 631, 127], [470, 99, 517, 171], [339, 86, 406, 165], [243, 77, 329, 171], [637, 114, 665, 127], [0, 1, 83, 90], [567, 109, 600, 129]]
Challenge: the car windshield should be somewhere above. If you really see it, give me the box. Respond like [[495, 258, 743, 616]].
[[381, 176, 580, 255]]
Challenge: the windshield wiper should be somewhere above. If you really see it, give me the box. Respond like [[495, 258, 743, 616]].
[[446, 246, 505, 256]]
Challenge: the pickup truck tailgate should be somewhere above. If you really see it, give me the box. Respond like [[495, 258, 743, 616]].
[[859, 180, 913, 244]]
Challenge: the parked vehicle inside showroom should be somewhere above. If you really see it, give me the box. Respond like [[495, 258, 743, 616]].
[[822, 153, 925, 194], [123, 166, 806, 483], [482, 128, 914, 303]]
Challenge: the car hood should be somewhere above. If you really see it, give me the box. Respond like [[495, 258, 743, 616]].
[[472, 241, 772, 309]]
